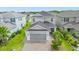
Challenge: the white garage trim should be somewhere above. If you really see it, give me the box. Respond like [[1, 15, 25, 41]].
[[54, 27, 56, 32], [26, 31, 50, 40], [46, 31, 51, 40], [26, 31, 30, 40]]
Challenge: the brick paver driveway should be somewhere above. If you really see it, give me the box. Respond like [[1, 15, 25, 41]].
[[22, 40, 51, 51]]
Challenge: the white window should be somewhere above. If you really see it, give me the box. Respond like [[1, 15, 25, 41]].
[[10, 18, 15, 22], [18, 17, 22, 21], [64, 17, 69, 22], [33, 18, 35, 22], [0, 19, 1, 22], [51, 18, 53, 22]]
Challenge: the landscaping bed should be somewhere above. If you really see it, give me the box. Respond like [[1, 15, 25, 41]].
[[0, 22, 31, 51], [51, 26, 79, 51], [51, 30, 75, 51], [51, 28, 79, 51]]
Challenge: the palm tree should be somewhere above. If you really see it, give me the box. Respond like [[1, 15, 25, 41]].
[[0, 26, 10, 46], [51, 40, 61, 50]]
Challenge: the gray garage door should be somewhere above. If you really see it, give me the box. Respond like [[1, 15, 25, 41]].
[[30, 34, 46, 41]]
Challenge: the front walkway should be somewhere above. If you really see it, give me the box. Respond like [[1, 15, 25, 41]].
[[22, 40, 51, 51]]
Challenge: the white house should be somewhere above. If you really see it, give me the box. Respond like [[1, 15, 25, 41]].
[[0, 12, 27, 34], [26, 12, 58, 41], [30, 12, 57, 32]]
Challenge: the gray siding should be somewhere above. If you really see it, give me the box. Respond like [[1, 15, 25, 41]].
[[31, 16, 55, 24], [56, 17, 79, 26], [32, 16, 44, 23], [76, 17, 79, 22]]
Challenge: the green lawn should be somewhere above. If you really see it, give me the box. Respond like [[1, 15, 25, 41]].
[[0, 22, 31, 51]]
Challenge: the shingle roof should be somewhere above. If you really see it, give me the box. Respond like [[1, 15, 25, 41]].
[[62, 22, 74, 28], [73, 22, 79, 31], [0, 12, 26, 18], [44, 22, 55, 28], [59, 11, 79, 17], [27, 21, 51, 31], [62, 22, 79, 31], [31, 11, 55, 17], [0, 22, 16, 30]]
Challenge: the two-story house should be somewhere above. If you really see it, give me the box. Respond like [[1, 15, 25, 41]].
[[0, 12, 27, 34], [56, 11, 79, 26], [30, 12, 57, 31], [56, 11, 79, 37], [26, 12, 57, 41]]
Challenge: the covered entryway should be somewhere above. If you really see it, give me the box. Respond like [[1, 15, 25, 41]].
[[30, 34, 46, 41]]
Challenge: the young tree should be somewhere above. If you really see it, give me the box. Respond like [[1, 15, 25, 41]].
[[0, 26, 10, 46]]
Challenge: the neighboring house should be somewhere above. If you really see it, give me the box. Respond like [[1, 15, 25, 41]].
[[56, 11, 79, 25], [59, 22, 79, 38], [21, 12, 31, 22], [56, 11, 79, 37], [0, 22, 17, 34], [57, 11, 79, 29], [0, 12, 27, 34], [26, 21, 51, 41]]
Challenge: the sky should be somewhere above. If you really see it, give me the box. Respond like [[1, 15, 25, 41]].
[[0, 7, 79, 12]]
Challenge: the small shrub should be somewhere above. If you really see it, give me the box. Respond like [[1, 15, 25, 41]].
[[9, 32, 16, 39], [68, 37, 72, 42], [72, 33, 76, 37], [0, 22, 31, 51], [71, 41, 78, 47], [52, 30, 74, 51], [51, 41, 60, 50], [9, 30, 22, 40], [16, 30, 21, 34]]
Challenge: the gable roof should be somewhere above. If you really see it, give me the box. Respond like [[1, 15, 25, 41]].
[[62, 22, 74, 28], [31, 11, 55, 17], [0, 12, 26, 19], [27, 21, 50, 31], [61, 22, 79, 31], [44, 21, 55, 28], [0, 22, 16, 30], [59, 11, 79, 17], [73, 22, 79, 31]]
